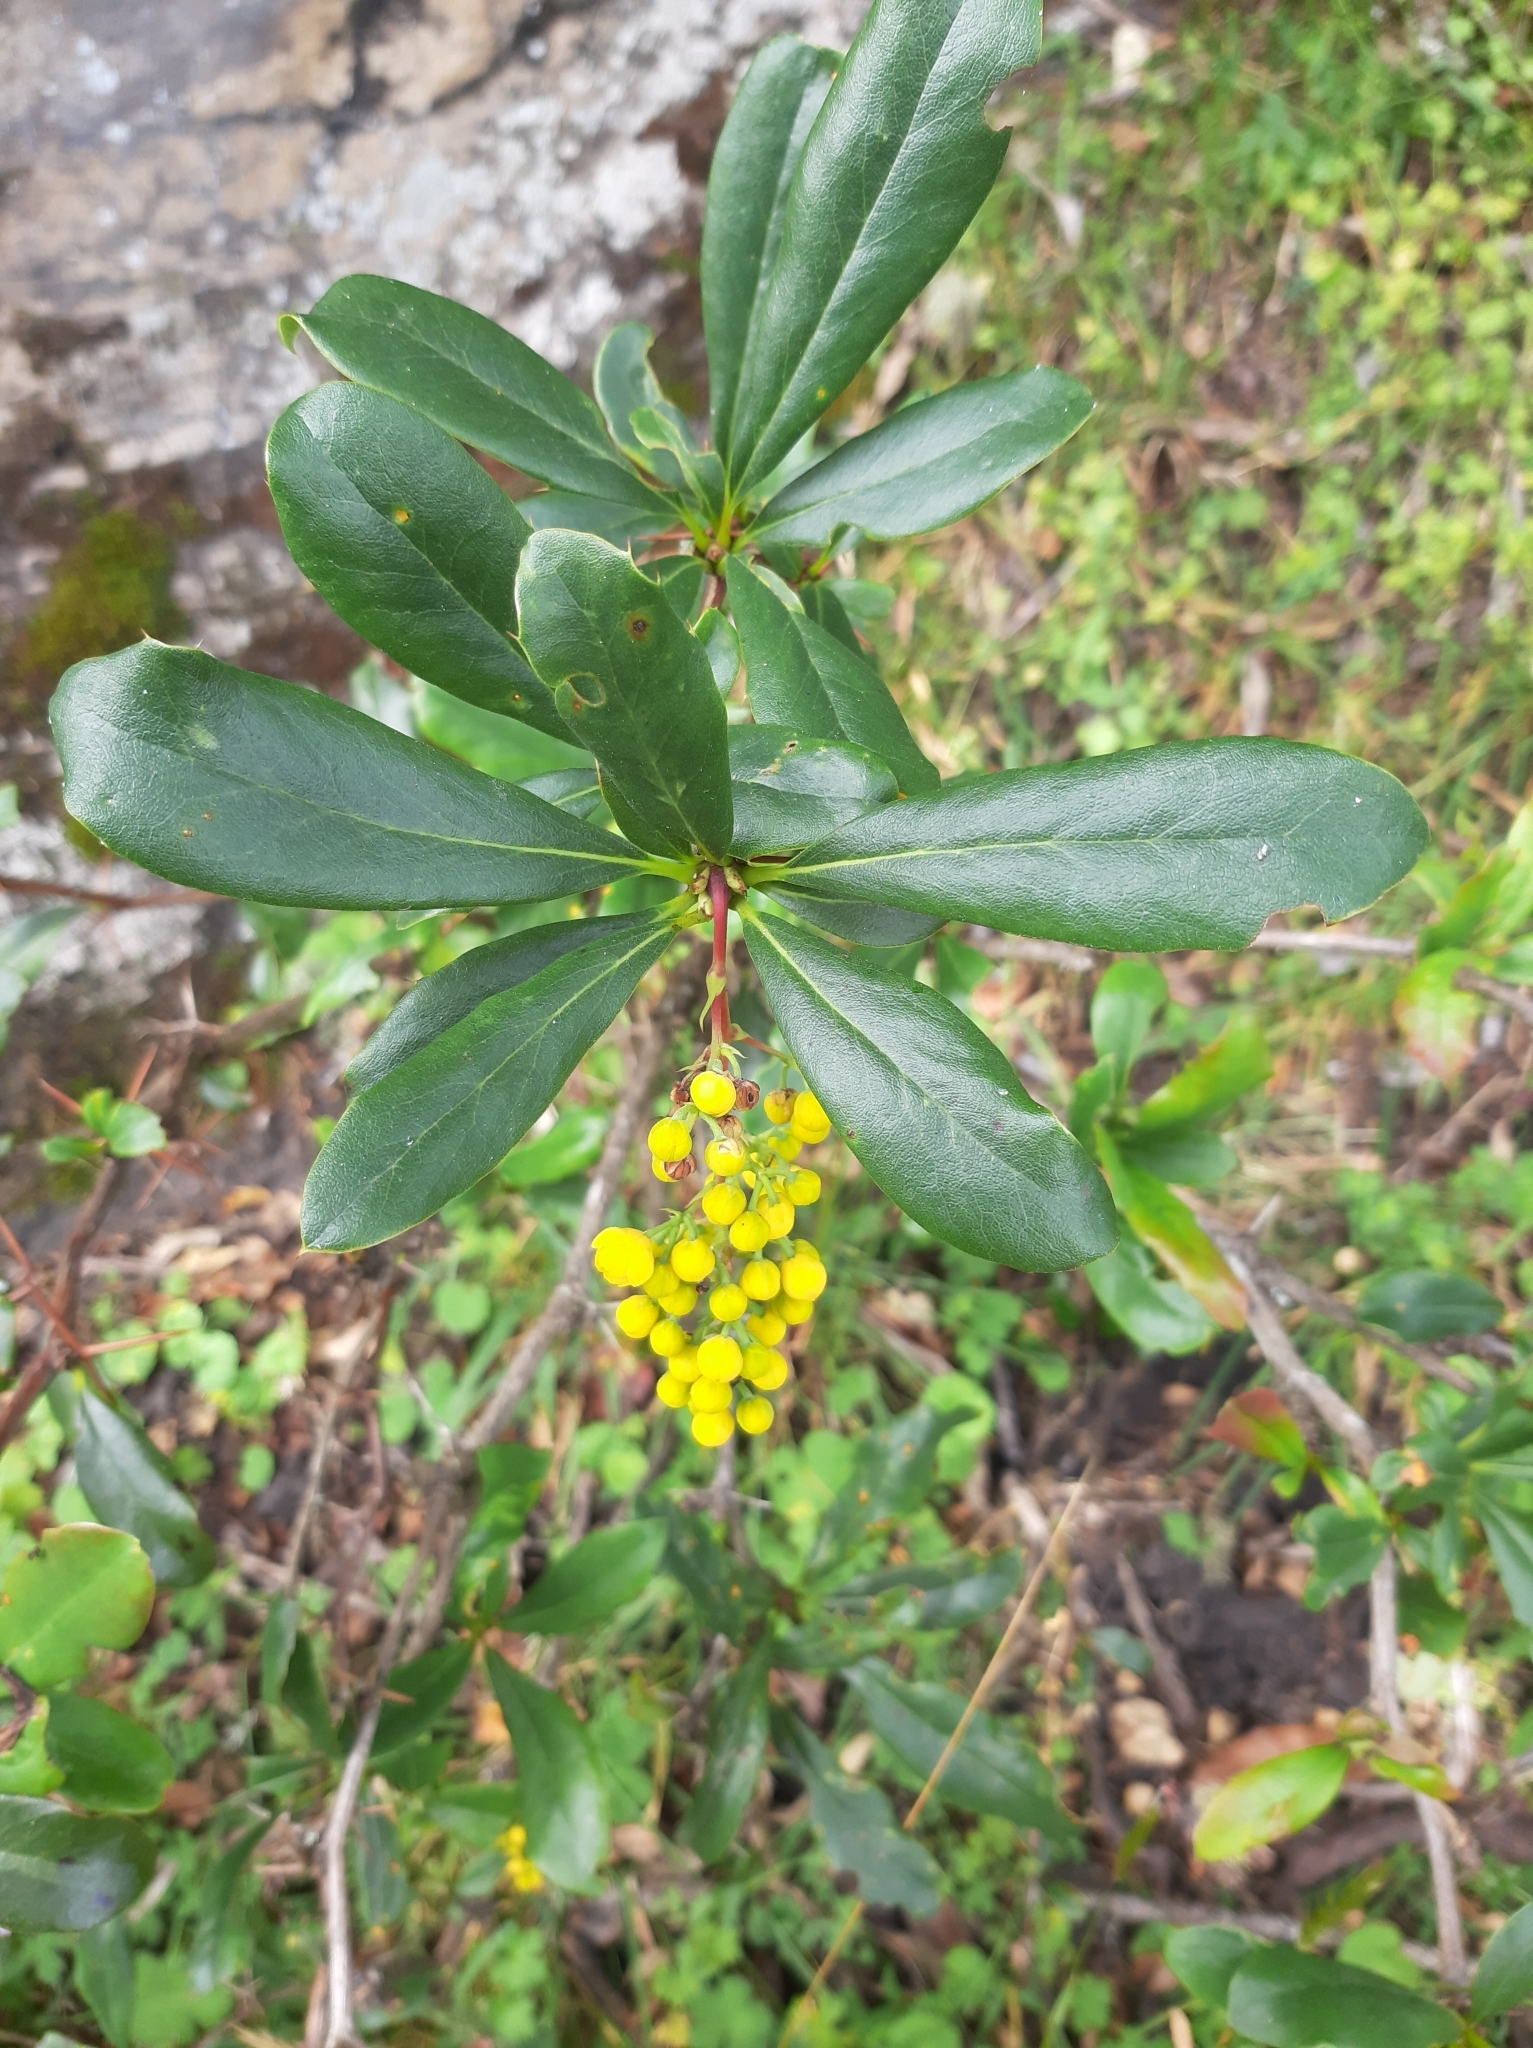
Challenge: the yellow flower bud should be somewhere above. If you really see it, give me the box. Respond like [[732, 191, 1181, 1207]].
[[743, 1345, 788, 1390], [654, 1371, 690, 1408], [780, 1296, 814, 1327], [690, 1070, 737, 1116], [691, 1409, 735, 1447], [654, 1282, 697, 1318], [670, 1238, 716, 1285], [647, 1117, 692, 1162], [592, 1227, 655, 1288], [642, 1265, 678, 1299], [649, 1319, 688, 1358], [762, 1197, 795, 1240], [790, 1091, 831, 1142], [740, 1259, 781, 1301], [767, 1133, 802, 1162], [780, 1254, 826, 1302], [696, 1334, 743, 1382], [728, 1211, 770, 1254], [787, 1169, 821, 1206], [708, 1283, 748, 1323], [688, 1375, 731, 1412], [702, 1181, 747, 1227], [763, 1087, 795, 1125], [704, 1136, 746, 1176], [615, 1295, 659, 1340], [736, 1396, 774, 1435], [668, 1345, 700, 1383], [745, 1309, 786, 1345]]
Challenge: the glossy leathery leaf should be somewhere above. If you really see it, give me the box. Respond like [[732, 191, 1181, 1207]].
[[283, 274, 668, 514], [763, 886, 944, 947], [303, 914, 675, 1249], [1137, 1011, 1272, 1130], [726, 558, 937, 795], [1164, 1926, 1259, 2008], [346, 912, 668, 1093], [517, 531, 733, 858], [1095, 1129, 1245, 1329], [704, 36, 838, 456], [746, 907, 1116, 1270], [521, 767, 603, 816], [779, 1717, 939, 1914], [520, 489, 675, 544], [1226, 1945, 1459, 2047], [592, 323, 686, 489], [267, 384, 569, 740], [697, 608, 741, 695], [1084, 1237, 1216, 1356], [782, 739, 1429, 949], [662, 1512, 777, 1640], [1192, 1742, 1347, 1862], [847, 1660, 1070, 1838], [729, 723, 897, 856], [44, 1694, 174, 1815], [752, 367, 1092, 544], [74, 1389, 215, 1588], [0, 1527, 153, 1690], [51, 645, 652, 910], [0, 1798, 155, 1933], [677, 1639, 772, 1864], [512, 1521, 666, 1636], [630, 406, 726, 519], [373, 1642, 474, 1757], [655, 555, 708, 624], [723, 0, 1042, 489], [1356, 1267, 1503, 1342], [486, 1651, 608, 1892], [1472, 1897, 1533, 2021]]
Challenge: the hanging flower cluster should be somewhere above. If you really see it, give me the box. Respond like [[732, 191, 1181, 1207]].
[[593, 1069, 830, 1447], [495, 1823, 544, 1893]]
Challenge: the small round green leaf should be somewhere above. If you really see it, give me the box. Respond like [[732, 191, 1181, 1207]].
[[44, 1694, 173, 1815], [1193, 1744, 1348, 1864], [0, 1526, 154, 1690]]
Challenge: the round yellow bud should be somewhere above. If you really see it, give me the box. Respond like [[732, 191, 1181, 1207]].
[[708, 1283, 749, 1323], [696, 1334, 743, 1382], [668, 1345, 700, 1383], [740, 1259, 781, 1301], [691, 1409, 735, 1447], [654, 1371, 690, 1408], [728, 1211, 770, 1254], [790, 1091, 831, 1142], [649, 1318, 688, 1358], [615, 1295, 659, 1340], [743, 1345, 788, 1390], [767, 1134, 802, 1162], [762, 1197, 796, 1241], [647, 1117, 692, 1163], [642, 1265, 678, 1299], [764, 1088, 795, 1126], [787, 1169, 822, 1206], [690, 1070, 737, 1116], [745, 1309, 786, 1345], [736, 1396, 774, 1435], [670, 1238, 716, 1285], [655, 1284, 697, 1320], [701, 1182, 747, 1227], [592, 1227, 655, 1288], [687, 1375, 731, 1412], [780, 1296, 814, 1327], [704, 1136, 746, 1176], [780, 1255, 826, 1302]]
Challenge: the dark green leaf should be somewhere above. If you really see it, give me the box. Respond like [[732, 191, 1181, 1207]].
[[745, 907, 1116, 1269], [413, 682, 588, 784], [800, 578, 873, 657], [1297, 1504, 1390, 1607], [485, 1651, 608, 1891], [722, 0, 1042, 489], [753, 368, 1092, 544], [1163, 1926, 1258, 2008], [1472, 1897, 1533, 2021], [74, 1389, 214, 1588], [346, 913, 668, 1094], [1090, 961, 1166, 1080], [281, 1634, 337, 1756], [373, 1642, 473, 1758], [847, 1660, 1069, 1838], [44, 1696, 172, 1816], [266, 384, 569, 738], [1396, 1572, 1466, 1657], [1137, 1011, 1272, 1130], [303, 913, 675, 1249], [764, 887, 943, 947], [782, 739, 1429, 949], [1472, 1494, 1533, 1629], [189, 1820, 271, 1996], [522, 767, 603, 817], [1116, 1126, 1237, 1185], [726, 559, 937, 796], [1356, 1269, 1503, 1343], [1192, 1744, 1348, 1862], [0, 1798, 154, 1932], [513, 1522, 666, 1637], [283, 274, 668, 512], [1084, 1237, 1215, 1356], [655, 555, 708, 624], [779, 1717, 939, 1914], [662, 1512, 777, 1641], [829, 1550, 1021, 1629], [816, 1406, 966, 1568], [75, 1915, 133, 2048], [593, 323, 686, 489], [352, 1810, 408, 1928], [1226, 1946, 1459, 2048], [52, 645, 653, 909], [521, 489, 674, 544], [697, 608, 741, 694], [677, 1641, 771, 1865], [517, 531, 733, 858], [704, 36, 838, 458], [0, 1528, 153, 1691], [729, 723, 896, 856]]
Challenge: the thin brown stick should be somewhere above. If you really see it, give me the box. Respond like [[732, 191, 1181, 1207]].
[[1391, 1068, 1531, 1183], [1457, 966, 1533, 1030], [1114, 1553, 1199, 1738], [0, 873, 218, 909]]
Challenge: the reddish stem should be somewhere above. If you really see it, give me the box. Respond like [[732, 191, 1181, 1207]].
[[708, 866, 732, 1049]]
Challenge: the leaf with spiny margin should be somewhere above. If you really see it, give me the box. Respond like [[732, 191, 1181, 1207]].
[[51, 644, 652, 910], [281, 274, 669, 516], [782, 739, 1429, 950], [745, 907, 1116, 1271], [302, 914, 675, 1249], [752, 367, 1092, 544], [517, 531, 733, 859], [729, 723, 897, 856]]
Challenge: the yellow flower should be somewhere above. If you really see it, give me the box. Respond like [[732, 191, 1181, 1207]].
[[692, 1409, 735, 1447], [696, 1334, 743, 1381], [780, 1254, 826, 1302], [708, 1283, 749, 1322], [615, 1295, 659, 1340], [649, 1319, 688, 1358], [688, 1376, 731, 1413], [690, 1070, 736, 1116], [737, 1396, 774, 1435], [740, 1259, 781, 1301], [743, 1345, 787, 1390], [702, 1181, 747, 1226], [728, 1211, 770, 1254], [762, 1197, 796, 1240], [780, 1297, 814, 1327], [647, 1117, 692, 1163], [593, 1227, 654, 1288], [745, 1309, 786, 1345], [786, 1169, 821, 1206], [670, 1238, 716, 1285], [763, 1087, 795, 1125], [790, 1091, 831, 1142], [704, 1136, 746, 1176], [655, 1371, 690, 1408]]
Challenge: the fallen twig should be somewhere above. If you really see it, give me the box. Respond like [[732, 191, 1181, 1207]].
[[1114, 1554, 1200, 1740], [1392, 1068, 1532, 1183], [1457, 967, 1533, 1030], [0, 873, 218, 910], [1073, 1891, 1441, 1973]]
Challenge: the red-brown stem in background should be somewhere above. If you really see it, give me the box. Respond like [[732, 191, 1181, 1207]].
[[708, 866, 732, 1050]]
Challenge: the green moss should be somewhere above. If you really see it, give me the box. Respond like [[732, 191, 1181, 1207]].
[[20, 507, 184, 681]]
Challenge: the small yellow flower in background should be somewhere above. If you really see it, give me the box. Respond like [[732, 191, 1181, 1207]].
[[496, 1824, 544, 1893]]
